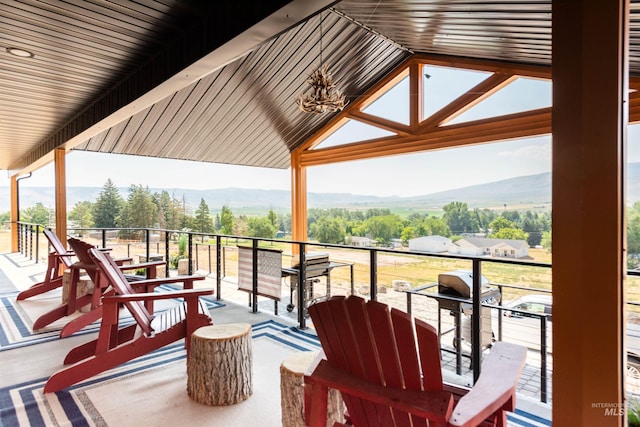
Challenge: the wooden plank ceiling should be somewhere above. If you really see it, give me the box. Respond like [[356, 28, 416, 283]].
[[2, 0, 640, 174]]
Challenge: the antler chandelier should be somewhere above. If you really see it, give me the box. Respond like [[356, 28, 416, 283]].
[[296, 13, 347, 114], [297, 65, 347, 113]]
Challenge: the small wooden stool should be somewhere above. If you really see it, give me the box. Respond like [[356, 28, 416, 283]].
[[280, 351, 344, 427], [187, 323, 253, 406]]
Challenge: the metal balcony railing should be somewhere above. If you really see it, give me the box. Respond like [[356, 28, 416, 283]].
[[13, 222, 557, 399]]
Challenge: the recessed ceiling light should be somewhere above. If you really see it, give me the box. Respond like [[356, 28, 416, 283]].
[[6, 47, 34, 58]]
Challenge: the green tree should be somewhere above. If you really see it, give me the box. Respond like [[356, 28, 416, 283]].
[[194, 198, 212, 234], [267, 209, 278, 228], [118, 185, 158, 238], [400, 226, 419, 244], [423, 217, 451, 237], [92, 179, 123, 228], [541, 230, 552, 252], [489, 216, 515, 234], [248, 217, 276, 238], [165, 191, 186, 231], [493, 227, 529, 240], [68, 201, 94, 235], [310, 217, 345, 244], [220, 205, 234, 235], [21, 202, 51, 226], [362, 214, 404, 245], [443, 202, 477, 234]]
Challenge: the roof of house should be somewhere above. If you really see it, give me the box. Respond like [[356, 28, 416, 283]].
[[457, 237, 530, 250]]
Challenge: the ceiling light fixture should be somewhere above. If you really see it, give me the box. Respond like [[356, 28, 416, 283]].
[[6, 47, 34, 58], [296, 13, 347, 114]]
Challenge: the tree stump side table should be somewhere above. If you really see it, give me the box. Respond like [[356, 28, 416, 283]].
[[61, 270, 94, 313], [280, 351, 344, 427], [187, 323, 253, 406]]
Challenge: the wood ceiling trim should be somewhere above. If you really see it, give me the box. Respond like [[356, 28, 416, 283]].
[[298, 109, 551, 167]]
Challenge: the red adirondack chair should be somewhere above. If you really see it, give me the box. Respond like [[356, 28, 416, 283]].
[[31, 237, 167, 337], [304, 295, 527, 427], [44, 247, 213, 393], [16, 229, 74, 301]]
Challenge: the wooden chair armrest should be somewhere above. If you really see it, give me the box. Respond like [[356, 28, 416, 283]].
[[127, 275, 206, 290], [448, 342, 527, 427], [70, 261, 96, 271], [304, 359, 453, 426], [304, 350, 326, 377], [102, 288, 213, 304], [52, 252, 74, 258], [118, 260, 165, 271]]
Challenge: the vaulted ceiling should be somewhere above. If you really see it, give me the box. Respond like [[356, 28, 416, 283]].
[[1, 1, 638, 175]]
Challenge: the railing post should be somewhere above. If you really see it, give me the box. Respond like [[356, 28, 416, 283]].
[[145, 229, 151, 262], [188, 233, 193, 275], [471, 259, 482, 382], [34, 226, 39, 263], [251, 239, 259, 313], [28, 225, 33, 260], [195, 243, 200, 272], [216, 237, 222, 300], [164, 232, 170, 278], [101, 229, 106, 248], [369, 249, 377, 301], [540, 315, 548, 403], [222, 245, 227, 278], [497, 284, 503, 341], [298, 242, 307, 329]]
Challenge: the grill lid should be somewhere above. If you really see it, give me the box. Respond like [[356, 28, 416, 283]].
[[438, 270, 489, 298]]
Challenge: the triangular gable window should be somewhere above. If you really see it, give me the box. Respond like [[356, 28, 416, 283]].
[[446, 77, 552, 125], [422, 65, 491, 121], [314, 119, 395, 149], [362, 76, 410, 125]]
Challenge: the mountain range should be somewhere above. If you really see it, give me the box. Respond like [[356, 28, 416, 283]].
[[2, 162, 639, 215]]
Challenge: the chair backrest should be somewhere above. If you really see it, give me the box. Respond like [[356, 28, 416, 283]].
[[88, 247, 153, 335], [44, 228, 73, 268], [67, 237, 100, 279], [308, 295, 444, 425]]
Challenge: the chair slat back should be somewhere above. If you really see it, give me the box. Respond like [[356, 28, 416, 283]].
[[67, 238, 100, 280], [44, 228, 73, 268], [308, 296, 444, 427], [88, 247, 153, 335]]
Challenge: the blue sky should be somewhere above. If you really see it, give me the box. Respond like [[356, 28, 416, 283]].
[[2, 68, 639, 197]]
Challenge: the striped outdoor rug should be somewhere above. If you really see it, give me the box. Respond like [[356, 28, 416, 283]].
[[0, 317, 550, 426], [0, 285, 224, 351]]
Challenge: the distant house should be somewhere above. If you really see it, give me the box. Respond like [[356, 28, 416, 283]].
[[408, 235, 452, 253], [450, 237, 529, 259], [347, 236, 377, 247], [390, 238, 403, 248]]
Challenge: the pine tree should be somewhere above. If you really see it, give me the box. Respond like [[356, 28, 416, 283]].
[[92, 179, 124, 228]]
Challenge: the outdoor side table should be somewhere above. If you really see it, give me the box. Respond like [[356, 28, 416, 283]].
[[280, 351, 344, 427], [187, 323, 253, 406]]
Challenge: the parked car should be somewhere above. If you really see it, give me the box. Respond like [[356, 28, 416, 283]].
[[499, 294, 640, 394], [503, 294, 552, 321]]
